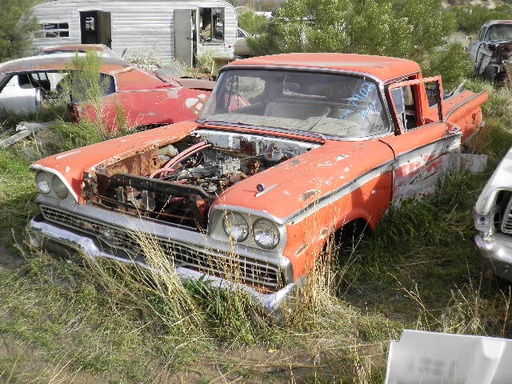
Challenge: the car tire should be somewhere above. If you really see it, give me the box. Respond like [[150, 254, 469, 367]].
[[324, 219, 371, 260]]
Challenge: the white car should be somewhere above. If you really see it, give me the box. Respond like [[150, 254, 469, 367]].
[[0, 69, 65, 114], [234, 28, 255, 58]]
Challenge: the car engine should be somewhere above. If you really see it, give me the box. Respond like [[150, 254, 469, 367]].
[[83, 129, 319, 230]]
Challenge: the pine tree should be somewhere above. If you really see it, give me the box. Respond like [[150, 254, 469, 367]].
[[0, 0, 39, 62]]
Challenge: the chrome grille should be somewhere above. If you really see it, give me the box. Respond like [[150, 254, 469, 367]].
[[502, 197, 512, 234], [39, 205, 283, 292]]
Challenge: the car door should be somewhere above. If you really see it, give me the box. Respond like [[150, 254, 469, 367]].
[[469, 26, 487, 62], [380, 78, 462, 205]]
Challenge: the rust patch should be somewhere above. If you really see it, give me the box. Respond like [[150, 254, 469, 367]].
[[300, 189, 320, 202]]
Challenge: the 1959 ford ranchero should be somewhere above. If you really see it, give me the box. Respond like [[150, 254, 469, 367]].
[[27, 53, 488, 313]]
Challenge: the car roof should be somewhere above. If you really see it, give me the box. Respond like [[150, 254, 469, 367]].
[[0, 53, 130, 74], [226, 53, 421, 82], [482, 20, 512, 28], [39, 44, 110, 52], [38, 44, 119, 58], [0, 53, 173, 92]]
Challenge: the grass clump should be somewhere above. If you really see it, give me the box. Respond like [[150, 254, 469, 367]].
[[0, 250, 213, 382]]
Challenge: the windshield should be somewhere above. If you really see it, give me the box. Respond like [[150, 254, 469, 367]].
[[487, 24, 512, 41], [200, 69, 390, 138]]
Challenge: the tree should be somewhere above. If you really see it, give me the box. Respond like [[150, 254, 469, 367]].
[[227, 0, 283, 11], [451, 5, 512, 35], [238, 8, 270, 34], [252, 0, 469, 88], [274, 0, 354, 53], [270, 0, 454, 63], [0, 0, 39, 62]]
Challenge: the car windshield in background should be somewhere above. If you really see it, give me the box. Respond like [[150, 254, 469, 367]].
[[199, 69, 390, 138], [487, 24, 512, 41]]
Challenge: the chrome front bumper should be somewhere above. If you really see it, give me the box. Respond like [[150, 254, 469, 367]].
[[27, 211, 300, 315], [475, 232, 512, 281]]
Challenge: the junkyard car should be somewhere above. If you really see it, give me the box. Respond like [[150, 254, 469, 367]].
[[27, 53, 488, 312], [0, 53, 211, 130], [474, 148, 512, 280], [234, 28, 255, 58], [468, 20, 512, 83]]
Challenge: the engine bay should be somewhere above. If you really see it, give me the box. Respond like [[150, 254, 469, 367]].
[[83, 129, 320, 230]]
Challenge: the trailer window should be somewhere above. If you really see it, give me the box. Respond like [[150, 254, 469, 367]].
[[34, 23, 70, 38], [199, 8, 225, 43]]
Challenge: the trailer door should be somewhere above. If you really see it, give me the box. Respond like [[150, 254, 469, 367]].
[[174, 9, 194, 67], [80, 11, 112, 48]]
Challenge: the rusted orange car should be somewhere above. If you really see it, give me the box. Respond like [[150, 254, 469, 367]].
[[27, 53, 487, 312], [0, 53, 211, 130]]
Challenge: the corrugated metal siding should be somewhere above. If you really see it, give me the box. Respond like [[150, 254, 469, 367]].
[[109, 4, 174, 60], [31, 0, 238, 63]]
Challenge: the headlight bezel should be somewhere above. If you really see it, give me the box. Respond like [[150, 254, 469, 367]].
[[215, 208, 284, 251], [35, 171, 52, 194], [253, 218, 280, 250], [222, 212, 250, 242], [52, 174, 69, 198], [34, 170, 71, 200]]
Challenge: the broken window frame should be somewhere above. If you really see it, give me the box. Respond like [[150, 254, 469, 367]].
[[388, 76, 444, 133], [35, 23, 70, 38], [199, 7, 225, 44]]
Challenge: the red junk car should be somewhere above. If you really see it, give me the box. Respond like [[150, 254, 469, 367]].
[[0, 53, 211, 130], [27, 53, 488, 313]]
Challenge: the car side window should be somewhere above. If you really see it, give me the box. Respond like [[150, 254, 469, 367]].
[[391, 85, 418, 131], [100, 74, 116, 95], [70, 72, 115, 103]]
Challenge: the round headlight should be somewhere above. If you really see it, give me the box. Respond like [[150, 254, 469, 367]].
[[35, 171, 52, 194], [222, 212, 249, 242], [52, 175, 68, 198], [253, 219, 280, 249]]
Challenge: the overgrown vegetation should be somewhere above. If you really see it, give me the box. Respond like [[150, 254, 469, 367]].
[[242, 0, 512, 90], [59, 53, 132, 147], [237, 7, 271, 34], [451, 4, 512, 35], [3, 3, 512, 382]]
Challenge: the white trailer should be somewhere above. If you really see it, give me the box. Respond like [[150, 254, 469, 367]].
[[31, 0, 239, 67]]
